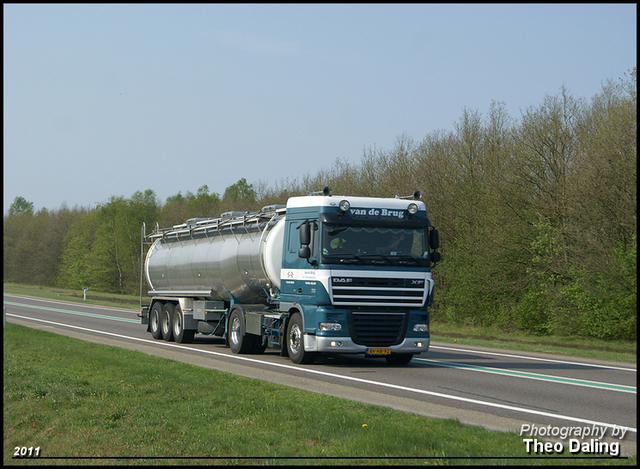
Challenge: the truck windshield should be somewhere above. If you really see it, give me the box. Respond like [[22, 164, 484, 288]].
[[321, 224, 429, 266]]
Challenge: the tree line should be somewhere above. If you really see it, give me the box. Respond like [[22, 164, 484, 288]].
[[4, 69, 636, 340]]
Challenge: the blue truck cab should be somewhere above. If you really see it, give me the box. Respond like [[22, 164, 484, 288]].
[[278, 189, 439, 365]]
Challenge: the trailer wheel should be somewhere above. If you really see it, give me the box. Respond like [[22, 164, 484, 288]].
[[173, 305, 195, 344], [228, 308, 253, 354], [161, 303, 175, 341], [149, 302, 163, 339], [287, 313, 316, 364], [385, 354, 413, 365]]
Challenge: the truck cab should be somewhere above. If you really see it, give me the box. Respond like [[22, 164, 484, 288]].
[[278, 189, 439, 364]]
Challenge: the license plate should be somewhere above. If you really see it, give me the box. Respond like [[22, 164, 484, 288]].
[[366, 348, 391, 355]]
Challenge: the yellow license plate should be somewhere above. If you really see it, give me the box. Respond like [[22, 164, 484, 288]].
[[366, 348, 391, 355]]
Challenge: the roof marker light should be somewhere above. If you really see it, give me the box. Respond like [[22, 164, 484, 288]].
[[339, 200, 350, 212]]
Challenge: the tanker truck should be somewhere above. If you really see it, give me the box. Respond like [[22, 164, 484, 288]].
[[139, 187, 440, 365]]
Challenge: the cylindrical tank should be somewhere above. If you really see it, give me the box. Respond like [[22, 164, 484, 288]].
[[145, 216, 285, 303]]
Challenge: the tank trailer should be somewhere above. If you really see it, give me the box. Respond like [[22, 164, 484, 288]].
[[139, 188, 440, 365]]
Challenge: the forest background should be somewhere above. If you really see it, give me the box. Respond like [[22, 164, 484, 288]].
[[4, 70, 636, 341]]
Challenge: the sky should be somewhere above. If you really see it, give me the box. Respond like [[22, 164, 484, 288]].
[[3, 4, 637, 214]]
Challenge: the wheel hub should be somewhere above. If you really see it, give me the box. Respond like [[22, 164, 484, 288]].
[[289, 323, 302, 354]]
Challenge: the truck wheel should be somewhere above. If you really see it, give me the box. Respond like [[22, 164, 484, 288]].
[[161, 302, 175, 341], [228, 308, 253, 354], [173, 305, 195, 344], [287, 313, 316, 364], [149, 302, 163, 339], [385, 354, 413, 365]]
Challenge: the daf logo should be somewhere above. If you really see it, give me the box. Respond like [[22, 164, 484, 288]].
[[333, 278, 353, 283]]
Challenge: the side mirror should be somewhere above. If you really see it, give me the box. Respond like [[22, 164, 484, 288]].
[[299, 221, 311, 245], [298, 246, 311, 259], [429, 229, 439, 250], [297, 220, 316, 265]]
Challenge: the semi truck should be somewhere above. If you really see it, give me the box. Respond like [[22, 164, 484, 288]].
[[139, 187, 440, 365]]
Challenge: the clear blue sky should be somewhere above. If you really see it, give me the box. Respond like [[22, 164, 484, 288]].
[[3, 4, 636, 214]]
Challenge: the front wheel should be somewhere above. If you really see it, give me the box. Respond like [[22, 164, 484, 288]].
[[286, 313, 316, 364]]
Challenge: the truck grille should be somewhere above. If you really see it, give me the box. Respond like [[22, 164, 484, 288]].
[[330, 276, 427, 307], [349, 311, 407, 346]]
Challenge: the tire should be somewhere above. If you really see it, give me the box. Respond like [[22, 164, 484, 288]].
[[173, 305, 195, 344], [149, 302, 163, 340], [161, 302, 175, 342], [228, 308, 253, 354], [286, 313, 316, 364], [385, 354, 414, 365]]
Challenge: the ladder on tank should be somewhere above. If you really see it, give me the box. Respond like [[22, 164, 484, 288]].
[[138, 221, 159, 320]]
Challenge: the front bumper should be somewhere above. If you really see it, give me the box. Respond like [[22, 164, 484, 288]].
[[304, 335, 430, 354]]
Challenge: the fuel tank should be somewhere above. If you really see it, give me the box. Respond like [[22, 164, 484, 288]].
[[145, 216, 285, 303]]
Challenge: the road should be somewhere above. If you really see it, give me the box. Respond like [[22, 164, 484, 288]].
[[4, 293, 636, 456]]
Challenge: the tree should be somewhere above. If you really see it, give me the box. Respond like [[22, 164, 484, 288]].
[[160, 191, 189, 227], [4, 204, 83, 287], [3, 206, 33, 283], [8, 196, 34, 216], [60, 190, 160, 295], [221, 178, 257, 211], [57, 209, 99, 289], [573, 73, 637, 252], [160, 186, 221, 227], [187, 185, 221, 218]]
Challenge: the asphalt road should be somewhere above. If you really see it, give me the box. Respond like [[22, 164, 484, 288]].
[[4, 293, 636, 457]]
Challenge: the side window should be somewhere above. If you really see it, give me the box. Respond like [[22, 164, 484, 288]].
[[310, 222, 318, 258], [284, 220, 318, 265], [285, 221, 299, 263]]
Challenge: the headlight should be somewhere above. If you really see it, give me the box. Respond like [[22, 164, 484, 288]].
[[319, 323, 342, 331], [339, 200, 350, 212], [413, 324, 428, 332], [408, 203, 419, 215]]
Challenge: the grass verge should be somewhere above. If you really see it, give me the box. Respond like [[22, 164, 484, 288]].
[[4, 323, 634, 465], [3, 282, 141, 309]]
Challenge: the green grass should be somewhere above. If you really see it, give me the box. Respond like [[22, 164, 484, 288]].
[[4, 281, 637, 363], [3, 323, 635, 465], [3, 282, 141, 309]]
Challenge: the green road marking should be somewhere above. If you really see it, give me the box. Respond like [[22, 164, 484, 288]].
[[415, 358, 636, 393], [5, 301, 139, 323]]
